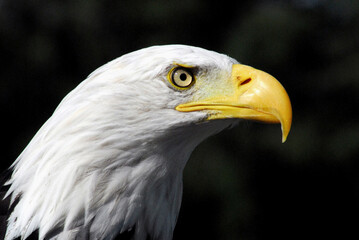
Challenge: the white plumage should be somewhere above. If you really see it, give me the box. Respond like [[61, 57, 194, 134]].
[[3, 45, 292, 240]]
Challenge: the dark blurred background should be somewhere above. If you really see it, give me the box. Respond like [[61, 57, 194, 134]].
[[1, 0, 358, 239]]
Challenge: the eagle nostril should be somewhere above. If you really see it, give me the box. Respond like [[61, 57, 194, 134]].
[[240, 78, 252, 86]]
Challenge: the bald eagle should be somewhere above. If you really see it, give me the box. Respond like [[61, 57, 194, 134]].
[[1, 45, 292, 240]]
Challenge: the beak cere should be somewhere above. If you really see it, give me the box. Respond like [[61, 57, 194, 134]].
[[176, 64, 292, 142]]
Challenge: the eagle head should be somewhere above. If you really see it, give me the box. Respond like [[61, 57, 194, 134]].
[[4, 45, 292, 240]]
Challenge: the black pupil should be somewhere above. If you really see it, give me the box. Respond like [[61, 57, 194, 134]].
[[179, 73, 187, 81]]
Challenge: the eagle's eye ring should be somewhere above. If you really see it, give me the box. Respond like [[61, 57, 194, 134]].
[[169, 67, 195, 89]]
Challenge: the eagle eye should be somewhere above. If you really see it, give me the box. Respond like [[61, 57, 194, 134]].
[[170, 67, 195, 89]]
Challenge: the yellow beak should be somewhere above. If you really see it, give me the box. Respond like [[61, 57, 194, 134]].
[[176, 64, 292, 142]]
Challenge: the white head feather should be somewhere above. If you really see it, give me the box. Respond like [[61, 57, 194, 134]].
[[5, 45, 239, 240]]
